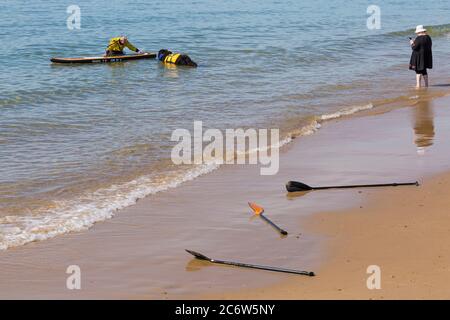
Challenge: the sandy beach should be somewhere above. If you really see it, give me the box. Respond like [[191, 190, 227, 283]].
[[1, 90, 450, 299], [208, 171, 450, 300]]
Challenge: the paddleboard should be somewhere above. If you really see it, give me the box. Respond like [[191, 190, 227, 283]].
[[50, 52, 156, 64]]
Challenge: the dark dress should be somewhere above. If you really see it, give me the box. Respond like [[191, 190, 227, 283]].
[[409, 35, 433, 73]]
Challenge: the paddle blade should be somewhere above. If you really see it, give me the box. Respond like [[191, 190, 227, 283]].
[[185, 249, 211, 261], [248, 202, 264, 215], [286, 181, 313, 192]]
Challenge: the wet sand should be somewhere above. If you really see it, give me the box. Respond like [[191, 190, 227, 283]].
[[1, 92, 450, 299]]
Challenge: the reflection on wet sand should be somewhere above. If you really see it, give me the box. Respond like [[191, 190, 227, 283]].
[[285, 190, 312, 200], [413, 99, 435, 154], [185, 258, 212, 272]]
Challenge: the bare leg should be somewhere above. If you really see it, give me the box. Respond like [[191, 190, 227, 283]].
[[423, 74, 429, 87], [416, 74, 422, 88]]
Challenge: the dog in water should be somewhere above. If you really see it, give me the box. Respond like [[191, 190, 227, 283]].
[[158, 49, 197, 67]]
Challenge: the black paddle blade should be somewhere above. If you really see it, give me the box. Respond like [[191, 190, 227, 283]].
[[286, 181, 313, 192], [185, 249, 211, 261]]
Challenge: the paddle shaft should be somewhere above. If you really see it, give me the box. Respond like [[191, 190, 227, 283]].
[[311, 182, 418, 190], [212, 259, 314, 276], [260, 214, 288, 235]]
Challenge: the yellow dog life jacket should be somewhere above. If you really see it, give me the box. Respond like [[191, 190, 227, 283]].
[[164, 53, 181, 64]]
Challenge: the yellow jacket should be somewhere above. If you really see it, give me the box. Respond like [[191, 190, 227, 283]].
[[164, 53, 181, 64], [106, 37, 138, 52]]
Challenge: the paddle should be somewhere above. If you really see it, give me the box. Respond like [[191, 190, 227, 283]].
[[248, 202, 288, 236], [286, 180, 420, 192], [186, 250, 315, 276]]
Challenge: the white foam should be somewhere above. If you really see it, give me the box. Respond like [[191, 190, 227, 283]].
[[320, 103, 374, 120], [0, 163, 220, 250]]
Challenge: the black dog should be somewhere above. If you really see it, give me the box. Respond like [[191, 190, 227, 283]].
[[158, 49, 197, 67]]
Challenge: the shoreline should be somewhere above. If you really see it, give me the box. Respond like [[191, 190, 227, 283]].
[[2, 78, 450, 251], [1, 90, 450, 299], [2, 82, 450, 251]]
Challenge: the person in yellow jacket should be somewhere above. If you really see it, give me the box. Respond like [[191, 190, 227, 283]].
[[105, 36, 141, 56]]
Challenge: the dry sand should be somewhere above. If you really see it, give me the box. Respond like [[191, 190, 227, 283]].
[[1, 91, 450, 299]]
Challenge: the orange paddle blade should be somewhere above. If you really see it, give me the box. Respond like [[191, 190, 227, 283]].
[[248, 202, 264, 215]]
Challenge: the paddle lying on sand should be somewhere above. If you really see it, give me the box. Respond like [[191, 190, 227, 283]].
[[186, 250, 315, 276], [248, 202, 288, 236], [286, 180, 420, 192]]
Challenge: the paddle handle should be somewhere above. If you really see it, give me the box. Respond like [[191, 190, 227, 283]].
[[214, 259, 314, 276], [313, 181, 419, 190], [260, 214, 288, 235]]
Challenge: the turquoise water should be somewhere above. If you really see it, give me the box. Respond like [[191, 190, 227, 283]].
[[1, 0, 450, 249]]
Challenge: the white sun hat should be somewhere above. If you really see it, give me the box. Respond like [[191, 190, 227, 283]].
[[415, 25, 427, 33]]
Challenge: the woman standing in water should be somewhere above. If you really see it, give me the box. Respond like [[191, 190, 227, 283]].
[[409, 25, 433, 88]]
